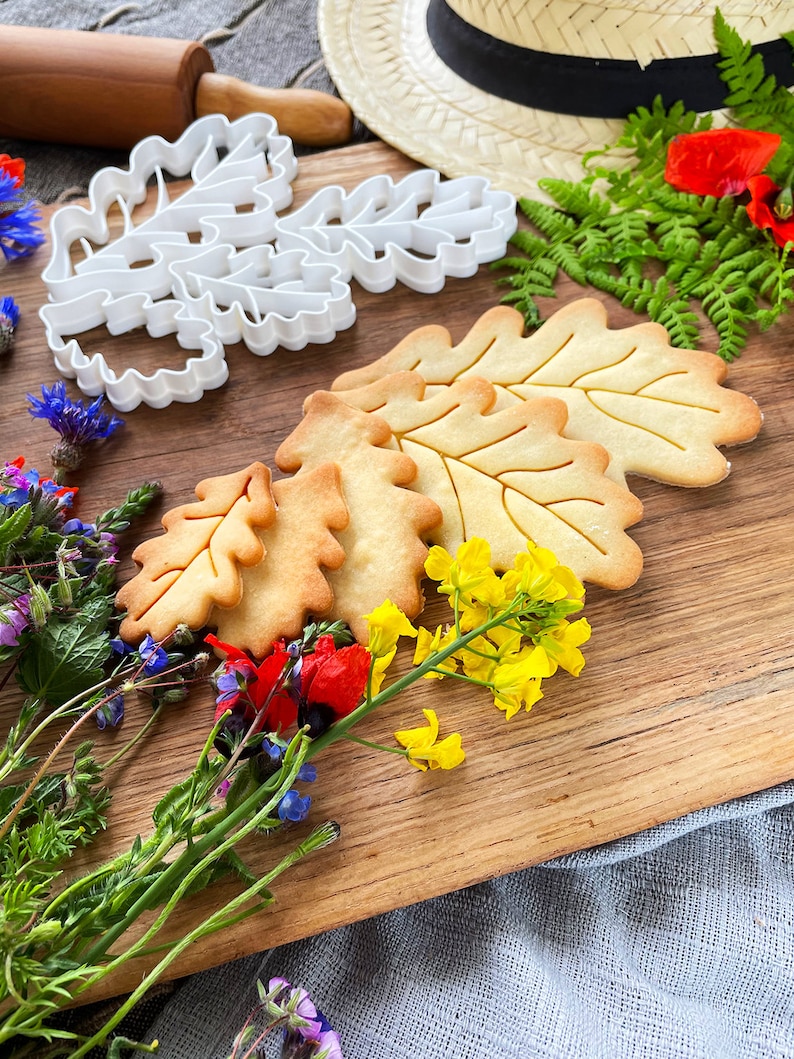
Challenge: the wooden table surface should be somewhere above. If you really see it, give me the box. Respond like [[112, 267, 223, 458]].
[[2, 140, 793, 1002]]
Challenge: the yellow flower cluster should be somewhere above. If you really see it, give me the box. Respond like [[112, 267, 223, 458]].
[[420, 538, 591, 720], [363, 537, 591, 771]]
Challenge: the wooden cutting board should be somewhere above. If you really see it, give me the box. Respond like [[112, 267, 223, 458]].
[[2, 141, 793, 1003]]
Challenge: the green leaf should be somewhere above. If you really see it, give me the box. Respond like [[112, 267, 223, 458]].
[[15, 618, 112, 705], [0, 501, 33, 556]]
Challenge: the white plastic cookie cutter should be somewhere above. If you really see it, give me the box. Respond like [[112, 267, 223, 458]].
[[39, 112, 517, 411]]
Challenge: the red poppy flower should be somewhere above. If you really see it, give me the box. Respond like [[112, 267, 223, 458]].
[[664, 128, 781, 197], [297, 633, 371, 737], [207, 633, 298, 733], [745, 175, 794, 248], [0, 154, 25, 188]]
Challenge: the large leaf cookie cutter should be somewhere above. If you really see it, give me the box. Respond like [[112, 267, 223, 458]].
[[39, 113, 517, 410]]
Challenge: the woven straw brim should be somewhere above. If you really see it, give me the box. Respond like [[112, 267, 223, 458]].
[[317, 0, 761, 200]]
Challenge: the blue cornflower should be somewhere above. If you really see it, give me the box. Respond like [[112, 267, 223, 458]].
[[138, 633, 169, 676], [28, 381, 124, 443], [0, 170, 44, 261], [0, 295, 19, 355], [277, 789, 312, 823], [96, 691, 125, 730], [27, 381, 124, 475]]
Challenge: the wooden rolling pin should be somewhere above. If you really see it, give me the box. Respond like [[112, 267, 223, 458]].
[[0, 24, 354, 149]]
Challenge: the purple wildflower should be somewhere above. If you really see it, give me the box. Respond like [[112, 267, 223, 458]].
[[214, 659, 257, 710], [0, 461, 76, 510], [0, 593, 31, 648], [298, 763, 317, 783], [110, 636, 135, 657], [63, 517, 119, 571]]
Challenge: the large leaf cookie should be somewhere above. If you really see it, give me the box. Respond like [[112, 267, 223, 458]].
[[276, 391, 443, 641], [211, 463, 349, 656], [332, 298, 763, 488], [117, 462, 276, 642], [334, 371, 644, 590]]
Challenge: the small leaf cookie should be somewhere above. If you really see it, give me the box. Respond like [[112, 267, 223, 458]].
[[276, 391, 443, 642], [332, 298, 763, 488], [334, 371, 644, 590], [117, 462, 276, 643], [211, 463, 349, 656]]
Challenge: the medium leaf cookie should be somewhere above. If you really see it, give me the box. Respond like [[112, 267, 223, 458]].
[[116, 462, 276, 643], [332, 298, 763, 488], [211, 463, 349, 656], [334, 371, 644, 590], [276, 391, 443, 642]]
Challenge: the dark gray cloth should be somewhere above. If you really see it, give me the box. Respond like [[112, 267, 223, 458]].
[[1, 0, 372, 203], [3, 3, 794, 1056]]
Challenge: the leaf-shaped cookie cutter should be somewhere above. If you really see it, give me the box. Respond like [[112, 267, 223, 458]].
[[273, 170, 518, 294], [39, 113, 517, 410], [42, 289, 228, 412]]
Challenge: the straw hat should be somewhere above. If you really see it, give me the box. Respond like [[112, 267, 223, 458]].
[[317, 0, 794, 199]]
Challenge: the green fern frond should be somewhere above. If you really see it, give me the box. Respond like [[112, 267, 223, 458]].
[[516, 197, 578, 241], [539, 177, 612, 221], [492, 14, 794, 357], [586, 270, 701, 347]]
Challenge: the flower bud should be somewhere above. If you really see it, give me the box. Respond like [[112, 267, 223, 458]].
[[0, 296, 19, 356], [774, 185, 794, 219], [55, 573, 74, 608], [28, 583, 52, 628]]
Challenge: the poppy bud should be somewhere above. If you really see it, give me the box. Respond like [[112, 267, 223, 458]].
[[774, 185, 794, 219]]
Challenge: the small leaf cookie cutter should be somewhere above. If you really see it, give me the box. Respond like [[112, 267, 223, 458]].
[[39, 113, 517, 410]]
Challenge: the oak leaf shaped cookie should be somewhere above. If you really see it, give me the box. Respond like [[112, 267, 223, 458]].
[[332, 298, 763, 488], [116, 462, 276, 643], [276, 391, 443, 642], [211, 463, 349, 657], [334, 371, 644, 590]]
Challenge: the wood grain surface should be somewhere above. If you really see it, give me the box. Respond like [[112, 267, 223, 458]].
[[2, 141, 793, 1003]]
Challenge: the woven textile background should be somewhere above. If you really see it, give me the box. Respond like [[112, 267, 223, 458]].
[[2, 2, 794, 1056]]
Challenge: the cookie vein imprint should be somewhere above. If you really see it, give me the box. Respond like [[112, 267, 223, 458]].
[[331, 298, 763, 490]]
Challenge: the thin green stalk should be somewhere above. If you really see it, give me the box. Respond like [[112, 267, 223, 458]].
[[76, 732, 310, 967], [306, 597, 526, 758], [68, 824, 336, 1058]]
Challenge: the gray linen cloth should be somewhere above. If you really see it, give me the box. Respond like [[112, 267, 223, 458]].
[[3, 2, 794, 1056]]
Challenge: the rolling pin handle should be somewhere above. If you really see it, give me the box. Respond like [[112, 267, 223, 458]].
[[194, 72, 354, 148]]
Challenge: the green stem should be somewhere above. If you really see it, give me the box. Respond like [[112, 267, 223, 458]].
[[342, 733, 409, 756], [68, 824, 335, 1058], [306, 598, 525, 759], [102, 704, 162, 770], [76, 732, 310, 967]]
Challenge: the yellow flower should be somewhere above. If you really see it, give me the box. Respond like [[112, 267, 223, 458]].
[[491, 645, 554, 719], [538, 617, 592, 677], [503, 541, 585, 604], [364, 599, 417, 659], [456, 633, 499, 683], [394, 708, 465, 771], [412, 625, 459, 678], [426, 538, 504, 606], [364, 600, 417, 694]]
